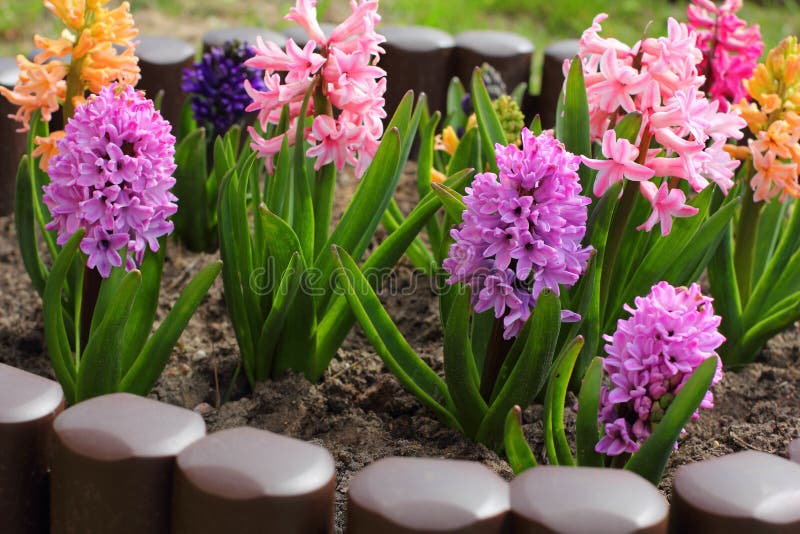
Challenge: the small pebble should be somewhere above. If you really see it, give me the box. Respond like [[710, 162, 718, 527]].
[[193, 350, 208, 362], [193, 403, 214, 416]]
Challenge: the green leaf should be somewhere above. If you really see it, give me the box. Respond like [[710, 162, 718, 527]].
[[445, 77, 467, 129], [43, 230, 83, 403], [310, 169, 474, 379], [172, 127, 210, 251], [576, 357, 604, 467], [120, 245, 166, 374], [707, 225, 743, 358], [292, 88, 316, 262], [77, 269, 142, 401], [313, 163, 337, 257], [543, 335, 584, 466], [530, 115, 542, 136], [443, 288, 488, 438], [332, 246, 460, 428], [14, 156, 48, 297], [510, 82, 528, 107], [381, 204, 436, 275], [733, 292, 800, 367], [558, 57, 591, 188], [753, 197, 789, 283], [447, 126, 479, 178], [625, 356, 718, 485], [504, 405, 537, 474], [476, 290, 562, 449], [471, 67, 505, 172], [254, 253, 304, 381], [120, 261, 221, 396], [176, 95, 197, 141], [431, 182, 467, 222]]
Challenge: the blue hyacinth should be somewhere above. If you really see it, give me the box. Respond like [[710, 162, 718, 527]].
[[181, 41, 266, 136]]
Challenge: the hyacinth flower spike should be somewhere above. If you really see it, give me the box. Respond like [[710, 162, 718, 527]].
[[504, 282, 724, 485], [38, 85, 220, 403], [707, 36, 800, 366]]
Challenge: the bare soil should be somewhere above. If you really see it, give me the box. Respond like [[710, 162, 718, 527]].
[[1, 169, 799, 531]]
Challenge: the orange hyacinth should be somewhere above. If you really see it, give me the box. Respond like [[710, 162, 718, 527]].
[[0, 0, 139, 163], [732, 37, 800, 202]]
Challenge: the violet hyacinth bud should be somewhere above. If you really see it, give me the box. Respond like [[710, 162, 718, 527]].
[[181, 41, 266, 136], [596, 281, 725, 456], [443, 128, 592, 339], [43, 83, 177, 278]]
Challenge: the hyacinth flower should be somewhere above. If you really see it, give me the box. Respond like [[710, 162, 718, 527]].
[[551, 14, 746, 382], [169, 41, 266, 252], [216, 0, 470, 386], [686, 0, 763, 106], [34, 85, 220, 404], [6, 0, 141, 307], [504, 282, 724, 485], [334, 126, 593, 450], [707, 37, 800, 366]]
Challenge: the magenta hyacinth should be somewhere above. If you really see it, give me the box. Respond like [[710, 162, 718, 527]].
[[687, 0, 763, 105], [43, 83, 177, 278], [443, 129, 592, 339], [595, 282, 724, 456], [244, 0, 386, 177]]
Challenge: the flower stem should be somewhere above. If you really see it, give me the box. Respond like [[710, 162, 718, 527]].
[[79, 266, 102, 354], [600, 181, 638, 308], [479, 317, 514, 402], [733, 184, 763, 306]]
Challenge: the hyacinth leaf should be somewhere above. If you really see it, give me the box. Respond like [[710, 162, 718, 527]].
[[444, 288, 488, 438], [314, 97, 416, 312], [310, 168, 474, 380], [613, 112, 643, 144], [733, 292, 800, 367], [510, 82, 528, 107], [744, 198, 800, 326], [447, 126, 480, 178], [470, 67, 505, 173], [14, 156, 48, 297], [707, 226, 743, 355], [470, 309, 495, 377], [576, 357, 604, 467], [569, 251, 601, 390], [266, 125, 293, 217], [272, 269, 317, 378], [761, 246, 800, 314], [120, 261, 221, 396], [43, 230, 83, 402], [445, 76, 467, 129], [558, 57, 591, 188], [431, 182, 466, 221], [504, 405, 538, 474], [173, 127, 209, 251], [417, 110, 441, 200], [530, 115, 543, 136], [661, 194, 739, 284], [254, 253, 304, 381], [543, 335, 583, 466], [332, 245, 461, 429], [176, 97, 197, 141], [218, 169, 256, 384], [77, 269, 141, 401], [120, 244, 167, 374], [476, 289, 562, 449], [753, 198, 789, 283], [381, 205, 436, 275], [260, 206, 305, 286], [293, 89, 316, 264], [624, 356, 718, 485]]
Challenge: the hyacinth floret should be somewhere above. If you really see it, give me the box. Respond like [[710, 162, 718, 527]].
[[575, 14, 746, 235], [43, 84, 177, 278], [443, 129, 592, 339], [181, 41, 266, 136], [687, 0, 763, 105], [596, 281, 724, 456], [244, 0, 386, 177]]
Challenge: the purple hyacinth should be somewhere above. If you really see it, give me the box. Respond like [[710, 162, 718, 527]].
[[181, 41, 265, 135], [442, 128, 592, 339], [595, 281, 725, 456], [43, 83, 177, 278]]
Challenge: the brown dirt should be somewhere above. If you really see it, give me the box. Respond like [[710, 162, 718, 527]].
[[1, 169, 799, 531]]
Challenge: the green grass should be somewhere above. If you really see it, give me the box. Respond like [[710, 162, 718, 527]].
[[1, 0, 799, 82]]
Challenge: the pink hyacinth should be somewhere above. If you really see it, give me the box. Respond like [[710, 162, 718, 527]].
[[43, 84, 177, 278], [575, 14, 746, 235], [595, 282, 724, 456], [244, 0, 386, 177], [687, 0, 763, 105], [443, 129, 592, 339]]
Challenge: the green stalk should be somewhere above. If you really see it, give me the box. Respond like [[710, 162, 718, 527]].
[[479, 317, 514, 402], [79, 266, 102, 355], [313, 163, 337, 257], [733, 185, 763, 307], [599, 181, 637, 306]]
